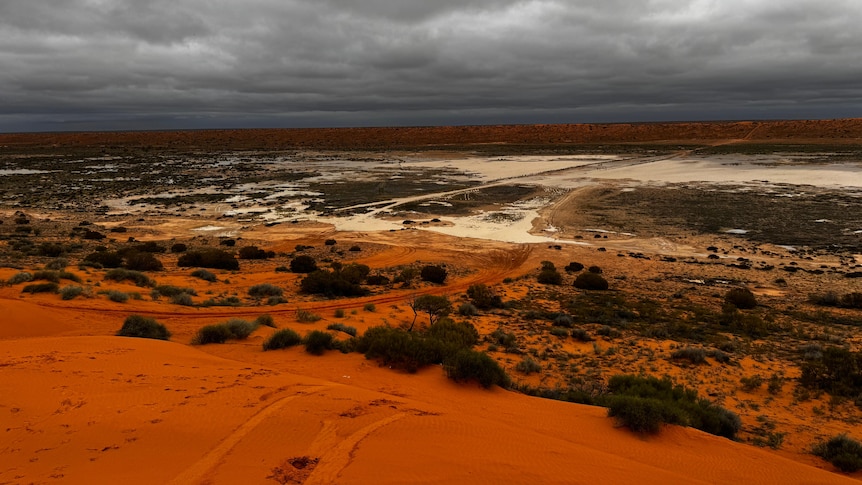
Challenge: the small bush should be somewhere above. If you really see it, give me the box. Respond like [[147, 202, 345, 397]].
[[444, 349, 510, 389], [325, 239, 337, 246], [22, 282, 59, 294], [588, 265, 603, 274], [106, 290, 129, 303], [515, 356, 543, 375], [553, 314, 574, 328], [573, 272, 609, 290], [124, 251, 164, 271], [303, 330, 334, 355], [249, 283, 284, 299], [366, 274, 390, 285], [192, 324, 233, 345], [458, 303, 479, 316], [363, 303, 376, 312], [300, 270, 368, 298], [327, 323, 357, 336], [255, 314, 276, 328], [549, 327, 569, 338], [154, 285, 197, 297], [571, 328, 594, 342], [813, 434, 862, 472], [7, 272, 33, 285], [349, 245, 361, 252], [356, 326, 436, 373], [296, 310, 322, 323], [467, 283, 502, 309], [104, 268, 153, 287], [564, 262, 584, 273], [117, 315, 170, 340], [170, 243, 187, 253], [191, 269, 217, 282], [225, 319, 257, 339], [267, 295, 288, 306], [334, 309, 345, 318], [290, 255, 318, 273], [671, 347, 707, 365], [177, 249, 239, 270], [420, 265, 447, 284], [537, 269, 562, 285], [60, 286, 85, 300], [263, 328, 302, 351], [725, 287, 757, 309], [170, 293, 195, 306], [45, 258, 69, 271], [84, 251, 123, 268], [238, 246, 273, 260]]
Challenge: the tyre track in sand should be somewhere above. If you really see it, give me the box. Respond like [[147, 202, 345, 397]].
[[166, 385, 330, 485]]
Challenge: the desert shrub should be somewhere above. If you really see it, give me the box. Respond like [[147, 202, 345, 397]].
[[324, 239, 337, 246], [515, 356, 543, 375], [812, 434, 862, 472], [810, 292, 862, 309], [549, 327, 569, 338], [225, 319, 257, 339], [106, 290, 130, 303], [104, 268, 154, 287], [45, 258, 69, 271], [340, 263, 371, 284], [84, 250, 123, 268], [489, 328, 518, 351], [200, 296, 242, 307], [170, 293, 195, 306], [356, 326, 437, 373], [709, 349, 732, 364], [800, 347, 862, 398], [60, 286, 84, 300], [327, 323, 357, 336], [7, 272, 33, 285], [725, 287, 757, 309], [420, 265, 447, 284], [116, 315, 170, 340], [564, 262, 584, 273], [220, 239, 236, 247], [22, 282, 59, 294], [366, 274, 390, 286], [427, 318, 479, 349], [363, 303, 376, 312], [605, 375, 741, 439], [349, 245, 361, 252], [537, 269, 562, 285], [82, 230, 106, 240], [177, 249, 239, 270], [553, 314, 574, 328], [124, 251, 164, 271], [303, 330, 334, 355], [128, 241, 166, 253], [334, 309, 345, 318], [192, 324, 233, 345], [263, 328, 302, 350], [573, 272, 609, 290], [268, 296, 288, 305], [458, 303, 479, 316], [255, 314, 276, 328], [154, 285, 197, 297], [296, 309, 322, 323], [588, 265, 603, 274], [571, 328, 594, 342], [32, 270, 60, 283], [443, 349, 510, 389], [37, 243, 65, 258], [300, 270, 368, 298], [239, 246, 274, 260], [248, 283, 284, 299], [467, 283, 502, 309], [394, 267, 419, 285], [290, 254, 317, 273], [671, 347, 707, 365], [191, 269, 217, 282], [170, 243, 187, 253]]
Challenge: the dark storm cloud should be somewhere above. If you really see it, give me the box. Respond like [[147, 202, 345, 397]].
[[1, 0, 861, 131]]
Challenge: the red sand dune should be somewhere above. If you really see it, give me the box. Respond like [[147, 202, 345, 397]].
[[2, 332, 857, 484]]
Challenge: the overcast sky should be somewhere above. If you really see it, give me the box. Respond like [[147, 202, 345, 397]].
[[1, 0, 861, 132]]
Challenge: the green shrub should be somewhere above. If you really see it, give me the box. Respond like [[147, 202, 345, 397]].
[[671, 347, 707, 365], [725, 287, 757, 309], [296, 309, 321, 323], [290, 255, 318, 273], [327, 323, 357, 336], [420, 265, 447, 284], [300, 270, 368, 297], [224, 319, 257, 339], [467, 283, 502, 309], [489, 328, 518, 351], [255, 314, 276, 328], [177, 249, 239, 270], [60, 285, 85, 300], [7, 272, 33, 285], [22, 282, 59, 294], [813, 434, 862, 472], [573, 272, 609, 290], [443, 349, 510, 389], [192, 324, 233, 345], [170, 293, 195, 306], [190, 269, 217, 282], [356, 326, 437, 373], [117, 315, 170, 340], [303, 330, 334, 355], [104, 268, 154, 287], [363, 303, 376, 312], [537, 269, 562, 285], [106, 290, 129, 303], [515, 356, 543, 375], [267, 295, 287, 305], [248, 283, 283, 299], [263, 328, 302, 351], [458, 303, 479, 316], [154, 285, 197, 297], [607, 395, 683, 434]]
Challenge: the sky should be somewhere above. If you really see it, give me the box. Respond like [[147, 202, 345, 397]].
[[1, 0, 861, 132]]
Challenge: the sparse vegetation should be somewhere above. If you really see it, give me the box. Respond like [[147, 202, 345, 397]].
[[117, 315, 170, 340], [249, 283, 284, 299], [296, 310, 322, 323], [327, 323, 357, 336], [263, 328, 302, 351], [812, 434, 862, 472], [104, 268, 154, 287], [191, 268, 217, 282]]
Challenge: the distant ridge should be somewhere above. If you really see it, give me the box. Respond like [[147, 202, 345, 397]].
[[2, 118, 861, 150]]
